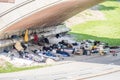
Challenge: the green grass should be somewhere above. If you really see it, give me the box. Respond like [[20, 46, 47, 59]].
[[0, 62, 50, 73], [70, 1, 120, 46]]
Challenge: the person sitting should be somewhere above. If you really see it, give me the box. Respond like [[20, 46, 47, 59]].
[[44, 37, 49, 44], [55, 34, 60, 38], [83, 45, 91, 55], [40, 35, 49, 44], [91, 44, 99, 54]]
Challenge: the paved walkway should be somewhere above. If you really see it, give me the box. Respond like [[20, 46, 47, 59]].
[[0, 53, 120, 80]]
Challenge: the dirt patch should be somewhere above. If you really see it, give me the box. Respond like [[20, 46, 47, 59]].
[[65, 6, 105, 27]]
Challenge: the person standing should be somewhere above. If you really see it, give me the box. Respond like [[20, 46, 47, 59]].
[[33, 32, 39, 44], [24, 29, 29, 43]]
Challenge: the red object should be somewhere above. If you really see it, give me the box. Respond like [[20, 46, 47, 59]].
[[34, 34, 39, 44], [110, 50, 115, 53]]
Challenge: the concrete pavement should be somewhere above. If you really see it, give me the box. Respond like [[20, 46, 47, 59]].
[[0, 53, 120, 80]]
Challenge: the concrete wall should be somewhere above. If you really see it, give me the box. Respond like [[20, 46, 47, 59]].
[[0, 24, 70, 52], [0, 0, 62, 37]]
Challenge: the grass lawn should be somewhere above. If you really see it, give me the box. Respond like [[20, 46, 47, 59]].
[[70, 1, 120, 46], [0, 62, 50, 73]]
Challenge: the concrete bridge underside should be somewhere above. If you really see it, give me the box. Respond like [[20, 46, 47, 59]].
[[0, 0, 105, 38]]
